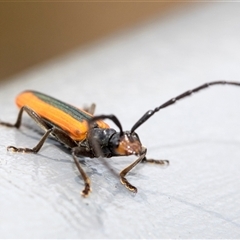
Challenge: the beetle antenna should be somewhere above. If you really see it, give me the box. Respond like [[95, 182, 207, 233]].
[[131, 80, 240, 133], [89, 114, 123, 136]]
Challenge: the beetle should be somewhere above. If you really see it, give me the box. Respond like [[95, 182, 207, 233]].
[[1, 80, 240, 196]]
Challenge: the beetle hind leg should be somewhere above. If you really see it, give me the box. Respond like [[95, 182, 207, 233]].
[[0, 106, 26, 128], [83, 103, 96, 115]]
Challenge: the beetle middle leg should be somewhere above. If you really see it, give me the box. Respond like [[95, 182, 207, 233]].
[[141, 157, 169, 166], [7, 129, 53, 153], [119, 148, 169, 193], [1, 106, 55, 153]]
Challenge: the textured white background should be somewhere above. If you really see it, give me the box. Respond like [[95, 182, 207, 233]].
[[1, 3, 240, 238]]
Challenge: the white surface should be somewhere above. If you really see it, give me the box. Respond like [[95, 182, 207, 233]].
[[1, 3, 240, 238]]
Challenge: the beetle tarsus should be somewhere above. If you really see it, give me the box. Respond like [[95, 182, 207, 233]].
[[142, 158, 169, 166], [81, 183, 92, 197], [7, 146, 37, 153], [0, 121, 16, 127], [7, 146, 21, 152], [120, 176, 137, 193]]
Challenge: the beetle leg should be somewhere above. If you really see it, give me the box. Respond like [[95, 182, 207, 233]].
[[1, 106, 55, 153], [119, 147, 147, 193], [141, 157, 169, 166], [83, 103, 96, 115], [72, 147, 92, 197], [0, 106, 50, 130], [7, 129, 53, 153], [0, 109, 24, 128]]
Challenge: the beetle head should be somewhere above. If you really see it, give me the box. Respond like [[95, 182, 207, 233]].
[[110, 131, 142, 156]]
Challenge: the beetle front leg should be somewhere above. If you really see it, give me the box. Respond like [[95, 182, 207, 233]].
[[141, 157, 169, 166], [119, 148, 147, 193]]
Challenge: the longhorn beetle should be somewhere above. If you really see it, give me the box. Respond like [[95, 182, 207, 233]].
[[0, 81, 240, 196]]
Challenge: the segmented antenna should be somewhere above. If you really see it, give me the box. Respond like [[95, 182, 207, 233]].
[[131, 81, 240, 133]]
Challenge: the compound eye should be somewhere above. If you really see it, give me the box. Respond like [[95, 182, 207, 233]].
[[130, 132, 140, 142]]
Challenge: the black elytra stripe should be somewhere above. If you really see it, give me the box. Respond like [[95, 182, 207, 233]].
[[32, 91, 92, 122]]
